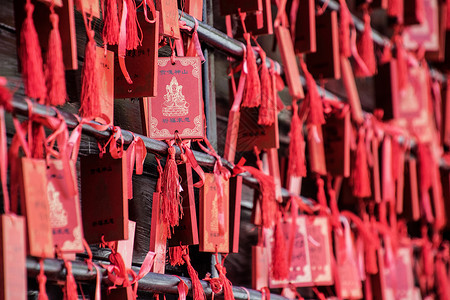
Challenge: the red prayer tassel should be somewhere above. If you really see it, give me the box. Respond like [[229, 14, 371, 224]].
[[125, 0, 139, 50], [215, 261, 235, 300], [0, 77, 13, 111], [355, 9, 377, 77], [182, 249, 206, 300], [79, 28, 100, 118], [37, 259, 49, 300], [45, 11, 66, 106], [316, 176, 328, 213], [169, 246, 185, 266], [417, 144, 434, 223], [20, 0, 47, 100], [257, 49, 275, 126], [339, 0, 352, 58], [63, 261, 78, 300], [271, 210, 289, 280], [299, 58, 325, 126], [31, 123, 46, 159], [161, 145, 182, 236], [242, 33, 261, 108], [287, 102, 307, 178], [352, 128, 371, 198], [103, 0, 120, 45]]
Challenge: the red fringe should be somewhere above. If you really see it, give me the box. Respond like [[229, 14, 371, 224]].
[[79, 28, 100, 118], [215, 263, 235, 300], [182, 249, 206, 300], [125, 0, 139, 50], [103, 0, 120, 45], [63, 261, 78, 300], [20, 1, 46, 100], [242, 33, 261, 108], [287, 103, 307, 178], [271, 211, 289, 280], [161, 145, 182, 236], [45, 12, 66, 106], [355, 9, 377, 77], [258, 50, 275, 126], [339, 0, 352, 58], [0, 78, 13, 111], [352, 129, 371, 198], [169, 246, 185, 266], [299, 58, 325, 126]]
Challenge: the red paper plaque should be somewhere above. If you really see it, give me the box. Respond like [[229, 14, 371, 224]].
[[234, 0, 273, 37], [368, 249, 387, 300], [155, 0, 181, 39], [306, 216, 333, 285], [252, 245, 269, 290], [236, 108, 279, 152], [402, 158, 421, 221], [148, 57, 204, 140], [219, 0, 263, 16], [169, 162, 199, 246], [290, 0, 316, 54], [199, 174, 229, 253], [275, 26, 305, 99], [308, 125, 327, 176], [20, 157, 54, 258], [323, 108, 351, 177], [0, 214, 27, 300], [229, 176, 242, 253], [114, 12, 159, 99], [269, 216, 312, 288], [150, 188, 168, 273], [404, 0, 439, 51], [383, 247, 415, 300], [96, 47, 114, 125], [47, 159, 84, 253], [80, 154, 129, 243], [117, 221, 136, 269], [14, 0, 78, 70], [306, 11, 340, 79]]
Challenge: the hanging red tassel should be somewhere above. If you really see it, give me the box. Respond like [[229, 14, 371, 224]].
[[20, 0, 47, 100], [45, 9, 66, 106], [352, 128, 371, 198], [355, 8, 377, 77], [0, 77, 13, 111], [103, 0, 120, 45], [271, 210, 289, 280], [169, 246, 185, 266], [161, 145, 182, 236], [63, 260, 78, 300], [299, 57, 325, 127], [31, 123, 46, 159], [79, 27, 100, 118], [316, 176, 328, 213], [37, 259, 49, 300], [287, 102, 307, 178], [214, 256, 235, 300], [242, 33, 261, 108], [417, 143, 434, 223], [257, 49, 275, 126], [125, 0, 139, 50], [339, 0, 352, 58], [182, 248, 206, 300]]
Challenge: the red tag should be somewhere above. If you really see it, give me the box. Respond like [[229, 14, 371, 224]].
[[20, 157, 54, 258], [305, 11, 340, 79], [402, 158, 421, 221], [267, 148, 283, 203], [150, 190, 168, 273], [96, 47, 114, 125], [47, 159, 84, 253], [185, 0, 203, 20], [219, 0, 262, 16], [307, 125, 327, 176], [236, 108, 279, 152], [114, 12, 159, 98], [117, 221, 136, 269], [14, 0, 78, 70], [269, 216, 312, 288], [199, 173, 229, 253], [148, 57, 204, 140], [0, 214, 27, 300], [323, 108, 351, 177], [252, 245, 269, 290], [290, 0, 316, 54], [76, 0, 100, 18], [169, 162, 199, 246], [80, 154, 129, 243], [404, 0, 439, 51], [275, 25, 305, 99], [383, 247, 415, 299], [229, 176, 242, 253], [234, 0, 273, 37], [341, 56, 364, 124], [156, 0, 181, 39], [306, 216, 333, 286]]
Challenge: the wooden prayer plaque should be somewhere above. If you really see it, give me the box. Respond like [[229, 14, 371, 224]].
[[199, 174, 229, 253], [114, 12, 159, 99], [169, 162, 199, 246], [0, 214, 27, 300], [76, 0, 100, 18], [291, 0, 316, 54], [306, 11, 340, 79], [306, 216, 333, 285], [307, 125, 327, 176], [148, 57, 205, 140], [229, 176, 242, 253], [185, 0, 203, 20], [404, 0, 440, 51], [47, 159, 84, 253], [150, 189, 168, 273], [426, 0, 448, 61], [96, 47, 114, 125], [81, 154, 129, 243], [20, 157, 54, 258], [383, 247, 415, 300], [275, 25, 305, 99], [117, 221, 136, 269], [156, 0, 181, 39], [323, 108, 351, 177], [234, 0, 273, 37], [335, 230, 362, 299], [402, 158, 420, 221], [252, 245, 269, 290], [219, 0, 263, 16]]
